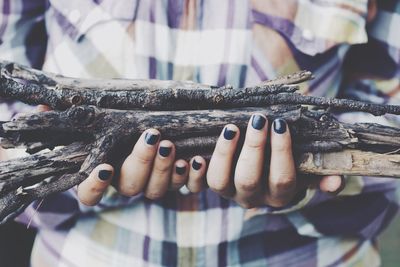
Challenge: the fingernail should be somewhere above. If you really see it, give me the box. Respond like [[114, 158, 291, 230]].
[[159, 146, 172, 157], [176, 166, 186, 175], [327, 176, 345, 194], [192, 159, 202, 170], [251, 115, 266, 130], [223, 127, 236, 140], [98, 170, 112, 181], [145, 132, 159, 145], [273, 119, 286, 134]]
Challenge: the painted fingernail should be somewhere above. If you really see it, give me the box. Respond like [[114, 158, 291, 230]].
[[159, 146, 172, 157], [192, 159, 202, 170], [273, 119, 286, 134], [98, 170, 112, 181], [223, 127, 236, 140], [145, 132, 159, 145], [176, 166, 186, 175], [251, 115, 266, 130]]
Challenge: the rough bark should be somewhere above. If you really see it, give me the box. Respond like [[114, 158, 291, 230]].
[[1, 60, 400, 115], [1, 60, 400, 223]]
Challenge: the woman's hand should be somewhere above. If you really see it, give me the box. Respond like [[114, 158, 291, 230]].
[[78, 128, 193, 206], [38, 105, 343, 208], [35, 105, 191, 206], [206, 113, 344, 208]]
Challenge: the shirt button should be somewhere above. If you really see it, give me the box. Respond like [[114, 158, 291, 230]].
[[302, 29, 314, 41], [68, 9, 81, 24]]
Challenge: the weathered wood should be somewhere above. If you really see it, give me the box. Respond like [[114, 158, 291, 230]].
[[1, 60, 400, 115], [297, 150, 400, 177], [1, 145, 400, 224], [1, 105, 400, 223], [1, 60, 400, 224]]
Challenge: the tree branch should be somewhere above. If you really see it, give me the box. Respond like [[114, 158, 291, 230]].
[[1, 60, 400, 223]]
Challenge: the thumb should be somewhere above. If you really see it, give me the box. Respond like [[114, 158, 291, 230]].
[[319, 175, 345, 195]]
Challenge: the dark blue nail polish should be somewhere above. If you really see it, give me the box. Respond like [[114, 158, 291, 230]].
[[98, 170, 112, 181], [251, 115, 266, 130], [223, 128, 236, 140], [159, 146, 172, 157], [192, 160, 202, 170], [176, 166, 186, 175], [273, 119, 287, 134], [145, 133, 159, 145]]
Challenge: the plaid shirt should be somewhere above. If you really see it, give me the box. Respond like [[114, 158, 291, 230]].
[[1, 0, 400, 266]]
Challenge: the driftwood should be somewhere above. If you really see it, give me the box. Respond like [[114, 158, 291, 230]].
[[0, 60, 400, 223]]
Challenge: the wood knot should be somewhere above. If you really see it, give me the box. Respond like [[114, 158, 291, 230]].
[[67, 106, 96, 125], [70, 95, 83, 105], [213, 94, 224, 104]]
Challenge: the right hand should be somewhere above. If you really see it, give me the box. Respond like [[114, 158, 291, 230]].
[[205, 113, 344, 209]]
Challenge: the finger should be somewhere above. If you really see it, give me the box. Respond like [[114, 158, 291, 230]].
[[37, 105, 52, 112], [77, 164, 114, 206], [187, 156, 207, 193], [234, 114, 268, 201], [170, 160, 189, 190], [267, 119, 296, 207], [144, 140, 176, 199], [296, 174, 321, 191], [207, 124, 240, 198], [319, 175, 345, 194], [118, 129, 160, 196]]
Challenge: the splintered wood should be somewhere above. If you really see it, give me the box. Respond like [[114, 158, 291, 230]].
[[0, 60, 400, 223]]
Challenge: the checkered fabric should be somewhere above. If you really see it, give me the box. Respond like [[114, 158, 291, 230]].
[[1, 0, 400, 266]]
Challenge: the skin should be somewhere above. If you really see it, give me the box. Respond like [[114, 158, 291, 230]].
[[76, 110, 344, 208], [31, 105, 344, 207]]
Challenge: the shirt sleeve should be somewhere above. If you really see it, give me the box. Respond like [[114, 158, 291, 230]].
[[0, 0, 56, 228], [0, 0, 48, 68]]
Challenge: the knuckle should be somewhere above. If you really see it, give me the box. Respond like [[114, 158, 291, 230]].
[[238, 201, 256, 209], [79, 197, 98, 207], [214, 145, 233, 157], [118, 184, 142, 197], [134, 153, 155, 166], [153, 163, 171, 174], [145, 190, 164, 200], [236, 177, 259, 192], [270, 176, 296, 192], [208, 177, 230, 192], [88, 185, 106, 195], [266, 197, 291, 208], [244, 139, 265, 150]]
